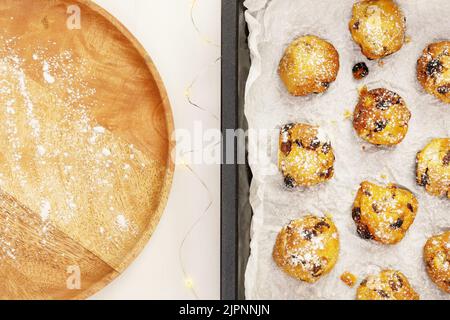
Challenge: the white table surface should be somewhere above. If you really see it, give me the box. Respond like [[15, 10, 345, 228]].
[[91, 0, 221, 300]]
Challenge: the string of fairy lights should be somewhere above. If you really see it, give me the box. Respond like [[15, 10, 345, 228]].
[[189, 0, 220, 48], [183, 56, 221, 121], [177, 0, 221, 298]]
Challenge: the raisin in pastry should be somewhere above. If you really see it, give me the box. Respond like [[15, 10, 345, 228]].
[[353, 87, 411, 146], [352, 181, 418, 244], [278, 35, 339, 96], [279, 123, 335, 188], [417, 41, 450, 104], [357, 270, 420, 300], [349, 0, 406, 60], [424, 231, 450, 293], [273, 215, 340, 283], [416, 138, 450, 198]]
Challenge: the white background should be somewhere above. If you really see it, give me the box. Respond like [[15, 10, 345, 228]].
[[91, 0, 221, 300]]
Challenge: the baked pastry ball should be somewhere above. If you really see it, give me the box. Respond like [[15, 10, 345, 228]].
[[278, 35, 339, 96], [353, 87, 411, 146], [416, 138, 450, 198], [279, 123, 335, 188], [273, 215, 340, 283], [424, 231, 450, 293], [357, 270, 420, 300], [349, 0, 406, 60], [352, 181, 418, 244], [417, 41, 450, 104]]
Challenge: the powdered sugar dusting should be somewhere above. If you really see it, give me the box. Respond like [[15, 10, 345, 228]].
[[0, 34, 158, 264], [116, 214, 129, 231], [42, 60, 55, 84]]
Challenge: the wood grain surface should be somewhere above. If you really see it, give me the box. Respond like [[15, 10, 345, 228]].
[[0, 0, 174, 299]]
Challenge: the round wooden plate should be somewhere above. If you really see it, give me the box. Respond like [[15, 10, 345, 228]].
[[0, 0, 174, 299]]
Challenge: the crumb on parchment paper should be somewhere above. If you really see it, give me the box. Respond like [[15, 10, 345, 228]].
[[340, 272, 357, 287]]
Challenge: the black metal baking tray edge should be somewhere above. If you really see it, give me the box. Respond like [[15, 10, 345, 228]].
[[221, 0, 251, 300]]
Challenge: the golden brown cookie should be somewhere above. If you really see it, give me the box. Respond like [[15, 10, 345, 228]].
[[417, 41, 450, 104], [424, 231, 450, 293], [353, 87, 411, 146], [279, 123, 335, 188], [278, 35, 340, 96], [416, 138, 450, 198], [357, 270, 420, 300], [273, 215, 340, 283], [349, 0, 406, 60], [352, 181, 418, 244]]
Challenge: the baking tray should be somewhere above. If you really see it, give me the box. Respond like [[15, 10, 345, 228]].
[[221, 0, 251, 300], [222, 0, 450, 302]]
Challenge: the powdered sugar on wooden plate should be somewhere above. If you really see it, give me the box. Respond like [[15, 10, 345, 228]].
[[0, 35, 156, 263]]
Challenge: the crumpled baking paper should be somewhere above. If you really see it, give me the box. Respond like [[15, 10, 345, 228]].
[[244, 0, 450, 300]]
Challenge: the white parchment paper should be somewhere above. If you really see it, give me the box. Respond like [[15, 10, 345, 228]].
[[243, 0, 450, 300]]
